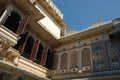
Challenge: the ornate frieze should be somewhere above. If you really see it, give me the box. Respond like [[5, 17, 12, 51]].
[[0, 37, 11, 59], [59, 53, 67, 73], [0, 25, 19, 65]]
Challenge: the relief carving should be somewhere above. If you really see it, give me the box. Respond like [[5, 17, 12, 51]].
[[5, 48, 20, 66], [92, 42, 106, 69], [0, 37, 11, 59], [106, 40, 120, 67], [0, 37, 20, 65], [70, 51, 78, 70], [60, 53, 67, 73], [81, 48, 91, 71]]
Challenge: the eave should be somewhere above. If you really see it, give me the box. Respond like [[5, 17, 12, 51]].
[[12, 0, 44, 20], [36, 0, 67, 29], [59, 21, 114, 45]]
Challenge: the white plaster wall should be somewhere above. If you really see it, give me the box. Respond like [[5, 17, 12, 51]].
[[35, 3, 61, 39]]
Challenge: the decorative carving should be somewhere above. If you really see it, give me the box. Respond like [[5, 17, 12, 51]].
[[0, 37, 11, 59], [51, 70, 57, 74], [106, 40, 120, 67], [59, 69, 66, 74], [70, 68, 78, 72], [102, 32, 109, 40], [0, 25, 20, 65], [82, 48, 91, 67], [5, 48, 20, 66], [70, 51, 78, 69], [60, 53, 67, 71], [92, 42, 106, 69], [82, 66, 91, 71], [0, 37, 20, 65]]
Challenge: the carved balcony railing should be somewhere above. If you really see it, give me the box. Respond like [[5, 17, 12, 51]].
[[0, 25, 20, 64], [0, 25, 51, 79]]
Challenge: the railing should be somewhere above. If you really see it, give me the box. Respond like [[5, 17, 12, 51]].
[[92, 69, 120, 77], [0, 25, 19, 45], [45, 0, 63, 19], [0, 25, 50, 79]]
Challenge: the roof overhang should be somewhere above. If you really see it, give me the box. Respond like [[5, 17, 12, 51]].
[[59, 21, 114, 45], [36, 0, 67, 29]]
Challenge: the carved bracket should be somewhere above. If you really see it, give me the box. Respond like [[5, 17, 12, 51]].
[[0, 25, 20, 65], [0, 37, 11, 59], [5, 48, 20, 66]]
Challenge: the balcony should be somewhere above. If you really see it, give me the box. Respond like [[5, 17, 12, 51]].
[[0, 25, 50, 79], [0, 25, 19, 45], [0, 25, 19, 60]]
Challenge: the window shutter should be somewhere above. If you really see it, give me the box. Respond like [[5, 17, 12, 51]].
[[17, 32, 29, 55], [23, 36, 34, 58], [40, 47, 48, 66], [16, 17, 28, 34], [30, 40, 40, 61]]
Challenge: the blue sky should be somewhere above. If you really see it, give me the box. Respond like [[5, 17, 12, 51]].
[[53, 0, 120, 32]]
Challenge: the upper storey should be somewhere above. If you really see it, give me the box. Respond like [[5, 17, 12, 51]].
[[45, 0, 64, 19], [29, 0, 67, 39], [30, 0, 64, 19]]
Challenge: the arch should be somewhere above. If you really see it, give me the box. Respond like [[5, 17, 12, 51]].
[[82, 48, 91, 66], [4, 11, 21, 33], [60, 53, 67, 70], [70, 51, 78, 68]]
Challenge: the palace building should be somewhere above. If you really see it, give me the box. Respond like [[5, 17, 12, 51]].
[[0, 0, 120, 80]]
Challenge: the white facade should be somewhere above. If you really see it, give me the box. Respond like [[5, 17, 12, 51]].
[[35, 3, 62, 39]]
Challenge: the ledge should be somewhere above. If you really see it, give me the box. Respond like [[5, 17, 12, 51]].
[[0, 25, 19, 45], [18, 56, 50, 79]]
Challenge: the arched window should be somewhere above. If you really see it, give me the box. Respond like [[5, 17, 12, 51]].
[[4, 11, 21, 33], [70, 51, 78, 68], [82, 48, 91, 67], [60, 53, 67, 70]]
